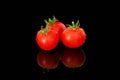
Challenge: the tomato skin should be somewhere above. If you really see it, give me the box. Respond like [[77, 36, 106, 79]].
[[36, 30, 59, 50], [61, 27, 86, 48], [37, 50, 60, 69], [61, 48, 86, 68], [48, 21, 66, 37]]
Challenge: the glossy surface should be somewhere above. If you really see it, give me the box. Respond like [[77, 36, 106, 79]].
[[33, 43, 96, 80], [48, 21, 66, 37], [62, 27, 86, 48], [37, 50, 60, 69], [36, 30, 59, 50], [61, 47, 86, 68], [10, 10, 97, 80], [36, 47, 86, 70], [5, 5, 98, 80]]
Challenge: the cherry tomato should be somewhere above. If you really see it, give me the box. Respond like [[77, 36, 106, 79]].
[[45, 16, 66, 38], [36, 24, 59, 50], [61, 47, 86, 68], [61, 20, 86, 48], [37, 50, 60, 70]]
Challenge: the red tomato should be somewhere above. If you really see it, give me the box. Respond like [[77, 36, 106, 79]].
[[45, 16, 66, 38], [61, 47, 86, 68], [61, 20, 86, 48], [36, 25, 59, 50], [37, 50, 60, 69], [48, 21, 66, 37]]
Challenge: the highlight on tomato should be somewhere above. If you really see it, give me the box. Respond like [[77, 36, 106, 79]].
[[61, 20, 86, 48], [61, 47, 86, 68]]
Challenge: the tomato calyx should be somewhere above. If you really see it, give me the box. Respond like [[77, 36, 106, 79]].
[[67, 20, 80, 30], [41, 23, 49, 34], [41, 16, 58, 34], [45, 16, 58, 25], [41, 17, 54, 34]]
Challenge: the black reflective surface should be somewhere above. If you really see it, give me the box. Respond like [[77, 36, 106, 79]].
[[31, 42, 96, 80], [29, 11, 97, 79], [30, 14, 96, 79], [36, 46, 86, 70], [6, 7, 97, 79]]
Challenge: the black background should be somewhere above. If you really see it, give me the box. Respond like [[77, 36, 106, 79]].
[[3, 2, 99, 80]]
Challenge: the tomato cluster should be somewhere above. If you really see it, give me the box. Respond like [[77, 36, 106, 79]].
[[36, 16, 86, 70], [36, 16, 86, 50]]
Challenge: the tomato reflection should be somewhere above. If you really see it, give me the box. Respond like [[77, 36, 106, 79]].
[[37, 47, 86, 69], [37, 50, 60, 70], [61, 47, 86, 68]]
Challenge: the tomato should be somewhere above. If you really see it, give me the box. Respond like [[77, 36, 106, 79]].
[[61, 47, 86, 68], [36, 24, 59, 50], [61, 20, 86, 48], [45, 16, 66, 38], [48, 21, 66, 37], [37, 50, 60, 70]]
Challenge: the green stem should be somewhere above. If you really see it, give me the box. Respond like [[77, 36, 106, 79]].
[[68, 20, 80, 29], [52, 16, 58, 23], [44, 20, 49, 31], [44, 16, 58, 25], [41, 16, 58, 34], [41, 20, 49, 34]]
